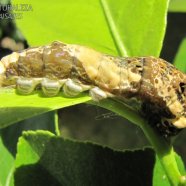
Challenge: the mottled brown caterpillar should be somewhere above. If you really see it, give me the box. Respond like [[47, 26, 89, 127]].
[[0, 41, 186, 137]]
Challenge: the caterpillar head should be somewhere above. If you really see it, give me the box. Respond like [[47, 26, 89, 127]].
[[139, 57, 186, 137], [168, 81, 186, 129]]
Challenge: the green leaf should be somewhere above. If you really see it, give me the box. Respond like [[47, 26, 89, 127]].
[[0, 111, 58, 186], [173, 37, 186, 72], [15, 130, 155, 186], [169, 0, 186, 12], [14, 0, 168, 56], [0, 89, 90, 128], [0, 111, 57, 156], [153, 154, 186, 186], [0, 136, 14, 186], [13, 0, 118, 55], [100, 0, 169, 56]]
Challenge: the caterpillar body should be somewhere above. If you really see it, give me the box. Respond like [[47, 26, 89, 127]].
[[0, 41, 186, 137]]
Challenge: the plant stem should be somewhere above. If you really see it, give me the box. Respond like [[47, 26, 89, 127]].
[[90, 99, 186, 186], [54, 110, 60, 136], [140, 119, 185, 186]]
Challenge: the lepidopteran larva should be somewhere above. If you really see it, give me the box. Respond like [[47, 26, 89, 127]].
[[1, 41, 186, 137]]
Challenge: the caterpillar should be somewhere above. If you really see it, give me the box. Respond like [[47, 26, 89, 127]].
[[0, 41, 186, 137]]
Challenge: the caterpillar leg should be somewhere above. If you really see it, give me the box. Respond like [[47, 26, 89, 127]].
[[63, 79, 86, 97], [41, 78, 62, 97], [89, 87, 108, 101], [16, 78, 41, 95]]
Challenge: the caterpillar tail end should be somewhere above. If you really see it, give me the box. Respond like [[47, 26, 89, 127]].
[[0, 52, 20, 87], [0, 60, 6, 87]]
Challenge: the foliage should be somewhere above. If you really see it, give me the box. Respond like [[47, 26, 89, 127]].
[[0, 0, 186, 186]]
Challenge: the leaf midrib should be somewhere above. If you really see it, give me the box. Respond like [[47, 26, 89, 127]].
[[100, 0, 128, 57]]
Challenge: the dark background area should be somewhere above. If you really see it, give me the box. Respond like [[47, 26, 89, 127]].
[[161, 13, 186, 62]]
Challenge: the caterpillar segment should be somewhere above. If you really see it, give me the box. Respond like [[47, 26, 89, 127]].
[[1, 41, 186, 137]]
